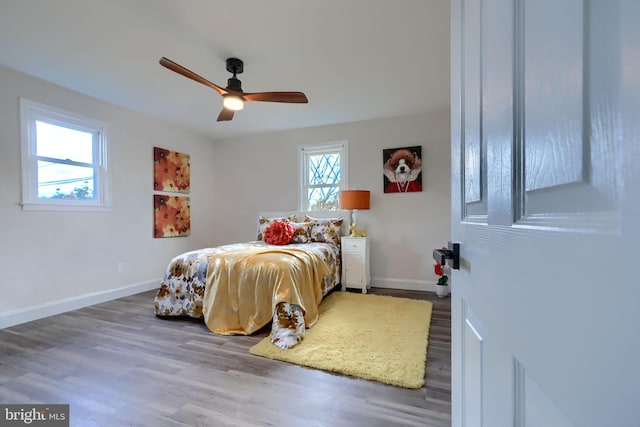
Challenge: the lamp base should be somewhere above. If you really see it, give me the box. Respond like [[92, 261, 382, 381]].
[[348, 210, 367, 237]]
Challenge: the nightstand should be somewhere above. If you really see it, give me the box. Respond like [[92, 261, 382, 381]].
[[341, 236, 371, 293]]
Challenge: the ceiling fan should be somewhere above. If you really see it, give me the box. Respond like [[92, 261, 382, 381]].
[[159, 57, 308, 122]]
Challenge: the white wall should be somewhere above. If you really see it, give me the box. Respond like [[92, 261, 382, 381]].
[[210, 112, 451, 291], [0, 65, 217, 326]]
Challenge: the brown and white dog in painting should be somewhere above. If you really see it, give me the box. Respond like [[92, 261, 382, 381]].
[[383, 148, 422, 193]]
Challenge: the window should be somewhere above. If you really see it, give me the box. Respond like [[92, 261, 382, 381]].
[[299, 142, 348, 211], [20, 98, 111, 211]]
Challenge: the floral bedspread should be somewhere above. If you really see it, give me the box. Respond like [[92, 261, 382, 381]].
[[154, 241, 341, 348]]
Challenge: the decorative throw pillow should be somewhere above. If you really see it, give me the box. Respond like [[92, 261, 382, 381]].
[[264, 221, 295, 245], [288, 221, 313, 244], [257, 216, 290, 241], [304, 215, 344, 245]]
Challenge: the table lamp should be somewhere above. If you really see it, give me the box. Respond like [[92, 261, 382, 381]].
[[340, 190, 370, 236]]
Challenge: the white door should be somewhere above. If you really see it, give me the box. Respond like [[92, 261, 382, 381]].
[[450, 1, 640, 426]]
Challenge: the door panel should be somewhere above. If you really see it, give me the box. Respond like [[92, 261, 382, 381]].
[[523, 0, 584, 193], [515, 362, 575, 427], [518, 0, 623, 223], [462, 0, 488, 220], [463, 0, 483, 212], [451, 1, 639, 426], [462, 304, 484, 427]]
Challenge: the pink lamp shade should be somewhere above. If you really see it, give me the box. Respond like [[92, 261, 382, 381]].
[[340, 190, 370, 210]]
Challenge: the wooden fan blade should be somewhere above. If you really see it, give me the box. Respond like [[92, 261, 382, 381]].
[[159, 57, 227, 96], [243, 92, 308, 103], [217, 108, 234, 122]]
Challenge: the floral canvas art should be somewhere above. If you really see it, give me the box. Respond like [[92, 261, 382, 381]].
[[154, 195, 191, 238], [154, 147, 190, 193]]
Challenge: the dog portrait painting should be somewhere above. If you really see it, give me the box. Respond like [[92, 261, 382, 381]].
[[383, 146, 423, 193]]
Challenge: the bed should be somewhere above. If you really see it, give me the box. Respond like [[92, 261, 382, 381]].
[[154, 211, 349, 349]]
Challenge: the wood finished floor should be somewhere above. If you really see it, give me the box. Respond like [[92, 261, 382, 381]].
[[0, 288, 451, 427]]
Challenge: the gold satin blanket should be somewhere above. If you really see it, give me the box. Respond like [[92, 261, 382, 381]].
[[202, 244, 330, 335]]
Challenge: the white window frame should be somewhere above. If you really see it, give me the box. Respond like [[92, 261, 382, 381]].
[[298, 141, 349, 211], [19, 98, 112, 212]]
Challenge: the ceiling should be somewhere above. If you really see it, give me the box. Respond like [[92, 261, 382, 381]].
[[0, 0, 450, 140]]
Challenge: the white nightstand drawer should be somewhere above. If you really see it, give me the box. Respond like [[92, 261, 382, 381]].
[[342, 238, 366, 252]]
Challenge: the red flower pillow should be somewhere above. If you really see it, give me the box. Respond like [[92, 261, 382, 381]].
[[264, 221, 295, 245]]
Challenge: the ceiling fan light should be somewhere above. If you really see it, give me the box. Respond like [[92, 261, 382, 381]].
[[223, 95, 244, 111]]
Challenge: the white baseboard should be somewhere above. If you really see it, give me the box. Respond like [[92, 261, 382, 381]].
[[0, 279, 160, 330], [1, 277, 437, 330], [371, 277, 437, 292]]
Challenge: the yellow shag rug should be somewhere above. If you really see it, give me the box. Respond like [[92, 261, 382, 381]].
[[250, 291, 433, 389]]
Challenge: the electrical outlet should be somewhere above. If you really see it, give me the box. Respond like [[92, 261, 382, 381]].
[[117, 262, 125, 273]]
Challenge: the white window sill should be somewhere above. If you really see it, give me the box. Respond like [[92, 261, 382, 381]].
[[21, 202, 113, 212]]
